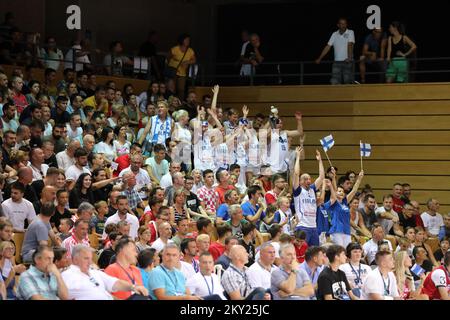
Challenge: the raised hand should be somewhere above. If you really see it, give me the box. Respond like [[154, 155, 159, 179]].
[[211, 85, 219, 95], [296, 146, 303, 157], [242, 105, 249, 118], [316, 150, 322, 161], [295, 111, 302, 120], [358, 170, 364, 179]]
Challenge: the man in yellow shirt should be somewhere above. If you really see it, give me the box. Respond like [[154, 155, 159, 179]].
[[84, 85, 108, 113]]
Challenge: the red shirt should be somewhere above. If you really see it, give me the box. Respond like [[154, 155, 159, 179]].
[[421, 266, 450, 300], [105, 263, 144, 300], [215, 185, 235, 205], [415, 215, 424, 228], [148, 221, 158, 244], [392, 196, 405, 214], [209, 241, 226, 262], [13, 93, 28, 113], [261, 179, 272, 193], [294, 241, 308, 263], [265, 190, 278, 206], [113, 154, 131, 177], [139, 209, 155, 225]]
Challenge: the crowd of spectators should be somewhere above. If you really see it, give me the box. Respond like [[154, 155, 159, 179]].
[[0, 60, 448, 300]]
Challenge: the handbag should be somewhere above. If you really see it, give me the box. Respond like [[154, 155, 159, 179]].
[[165, 47, 188, 79]]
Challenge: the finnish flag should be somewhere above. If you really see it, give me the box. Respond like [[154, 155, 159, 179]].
[[360, 142, 372, 157], [320, 134, 335, 152], [411, 263, 425, 277]]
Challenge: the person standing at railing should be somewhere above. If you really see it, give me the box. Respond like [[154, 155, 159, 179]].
[[239, 33, 264, 85], [359, 27, 387, 84], [315, 17, 355, 85], [103, 41, 133, 77], [37, 36, 64, 72], [386, 21, 417, 83], [166, 33, 196, 101]]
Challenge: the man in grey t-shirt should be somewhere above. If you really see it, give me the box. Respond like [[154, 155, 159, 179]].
[[271, 244, 314, 300], [21, 203, 56, 263]]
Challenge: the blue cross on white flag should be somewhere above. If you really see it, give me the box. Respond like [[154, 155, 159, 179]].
[[411, 263, 425, 277], [360, 142, 372, 157], [320, 134, 335, 152]]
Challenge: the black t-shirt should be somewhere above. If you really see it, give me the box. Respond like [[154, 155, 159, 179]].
[[139, 41, 156, 57], [239, 239, 255, 267], [358, 207, 378, 230], [50, 207, 73, 229], [398, 213, 416, 229], [31, 180, 45, 200], [107, 205, 117, 218], [93, 184, 112, 203], [434, 249, 445, 265], [45, 154, 58, 168], [317, 267, 352, 300], [186, 192, 201, 213], [98, 248, 115, 270]]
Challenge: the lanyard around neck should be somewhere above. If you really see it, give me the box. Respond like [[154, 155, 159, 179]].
[[349, 263, 362, 285], [202, 275, 214, 295], [379, 270, 390, 295], [117, 263, 136, 285]]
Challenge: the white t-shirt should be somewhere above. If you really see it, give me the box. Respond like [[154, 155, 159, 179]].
[[66, 124, 83, 142], [94, 142, 116, 162], [327, 29, 355, 61], [293, 184, 317, 228], [56, 150, 75, 171], [29, 163, 49, 182], [420, 212, 444, 236], [246, 261, 277, 290], [362, 239, 393, 265], [268, 130, 288, 173], [361, 267, 399, 300], [150, 238, 174, 253], [103, 213, 139, 240], [177, 260, 196, 281], [375, 207, 399, 235], [159, 173, 173, 190], [186, 272, 226, 299], [65, 44, 91, 71], [65, 164, 91, 182], [61, 265, 117, 300], [339, 262, 372, 289], [1, 198, 36, 231], [113, 140, 131, 157]]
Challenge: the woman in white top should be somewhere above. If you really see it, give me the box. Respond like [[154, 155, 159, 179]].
[[94, 127, 116, 163], [172, 109, 192, 170], [113, 125, 131, 157]]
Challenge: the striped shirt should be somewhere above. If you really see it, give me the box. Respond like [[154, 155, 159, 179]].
[[16, 266, 59, 300], [62, 235, 90, 259], [221, 263, 252, 298], [197, 185, 219, 213]]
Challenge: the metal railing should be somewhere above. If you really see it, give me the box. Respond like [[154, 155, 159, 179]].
[[3, 36, 450, 86]]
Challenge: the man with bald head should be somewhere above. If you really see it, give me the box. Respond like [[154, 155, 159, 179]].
[[33, 185, 57, 214], [121, 171, 145, 211], [151, 221, 174, 252], [3, 166, 39, 204], [221, 245, 270, 300], [164, 171, 185, 206], [159, 161, 181, 189], [56, 139, 81, 171], [119, 153, 152, 200], [29, 147, 49, 182], [292, 148, 325, 246]]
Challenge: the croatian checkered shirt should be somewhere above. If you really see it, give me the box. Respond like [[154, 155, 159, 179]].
[[62, 235, 91, 259], [197, 185, 219, 213]]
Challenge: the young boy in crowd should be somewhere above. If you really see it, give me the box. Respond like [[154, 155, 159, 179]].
[[58, 218, 74, 241], [293, 229, 309, 263], [91, 201, 108, 237]]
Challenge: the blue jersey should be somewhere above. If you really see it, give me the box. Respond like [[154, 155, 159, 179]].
[[216, 204, 230, 221], [316, 205, 330, 235], [326, 198, 351, 235]]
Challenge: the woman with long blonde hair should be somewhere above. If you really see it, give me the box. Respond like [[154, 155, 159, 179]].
[[394, 250, 427, 300]]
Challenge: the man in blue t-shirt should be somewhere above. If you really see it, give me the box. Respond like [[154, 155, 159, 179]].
[[241, 185, 265, 228], [216, 189, 240, 223], [148, 244, 202, 300], [359, 27, 387, 83]]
